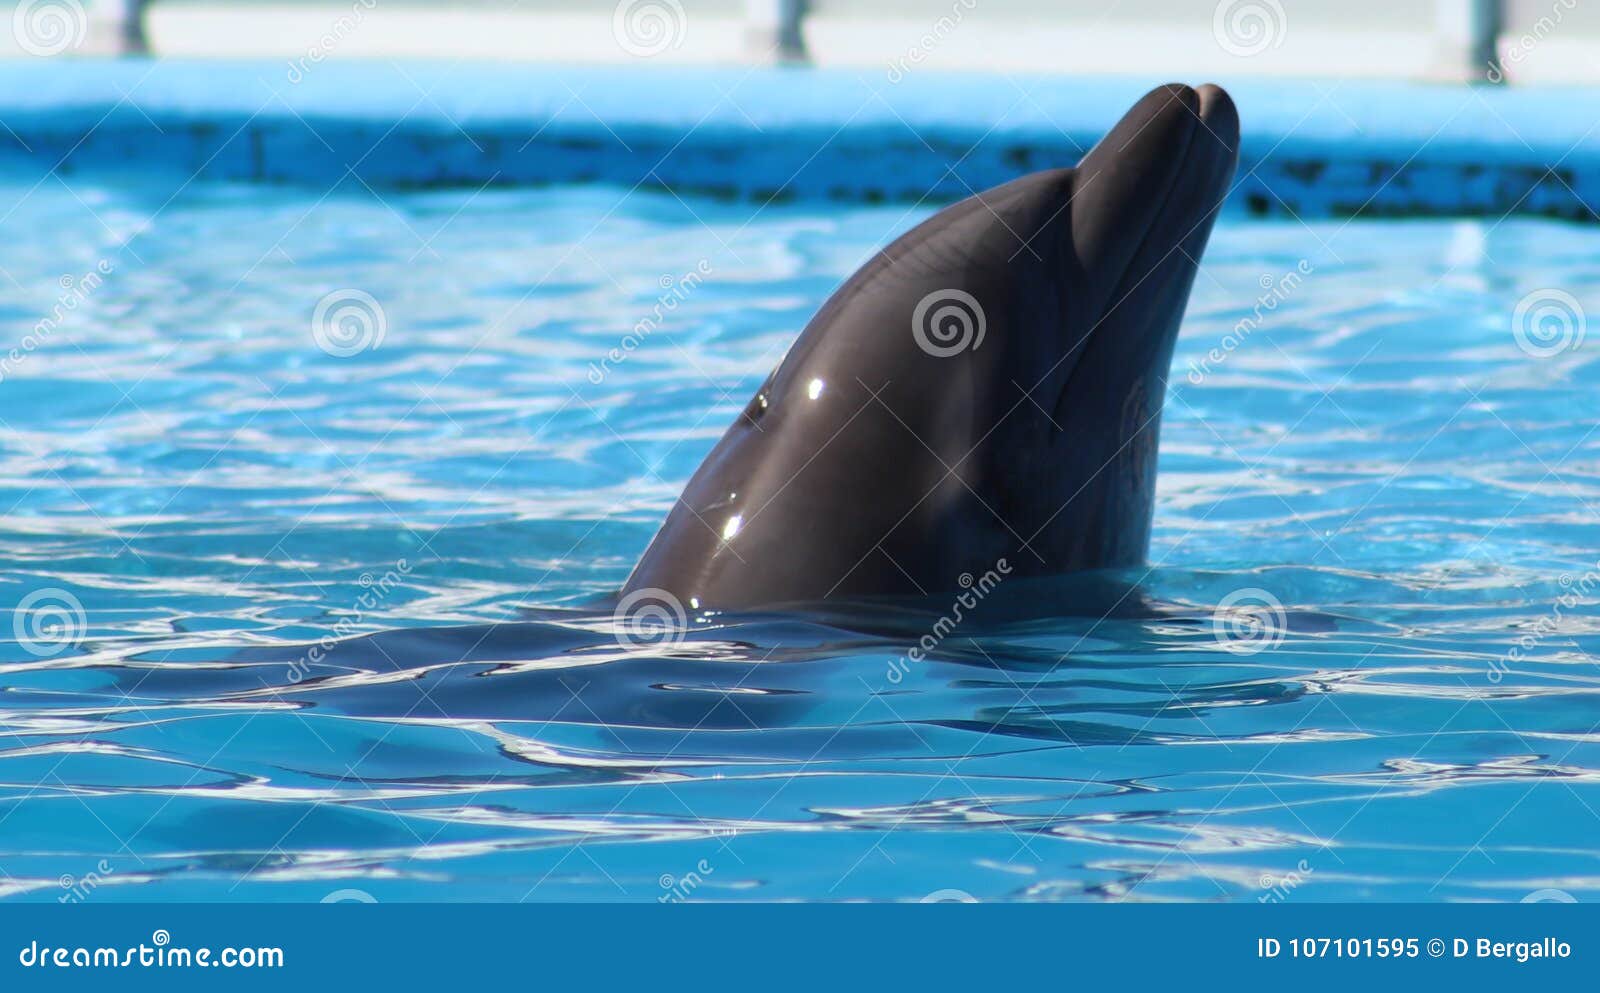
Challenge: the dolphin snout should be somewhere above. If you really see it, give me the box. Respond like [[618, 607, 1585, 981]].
[[1190, 83, 1241, 202]]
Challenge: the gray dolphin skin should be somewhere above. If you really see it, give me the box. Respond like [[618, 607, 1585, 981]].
[[624, 83, 1240, 610]]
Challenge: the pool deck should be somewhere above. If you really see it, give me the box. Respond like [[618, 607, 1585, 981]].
[[1, 59, 1597, 219]]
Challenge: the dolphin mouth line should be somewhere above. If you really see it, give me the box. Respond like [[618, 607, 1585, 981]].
[[1101, 100, 1201, 319], [1102, 85, 1226, 330]]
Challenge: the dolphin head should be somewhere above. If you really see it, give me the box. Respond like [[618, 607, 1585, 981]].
[[625, 84, 1241, 609]]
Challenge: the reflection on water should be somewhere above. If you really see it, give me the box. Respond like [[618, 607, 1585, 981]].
[[1, 177, 1599, 901]]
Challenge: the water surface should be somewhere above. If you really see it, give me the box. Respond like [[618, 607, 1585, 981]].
[[2, 177, 1599, 902]]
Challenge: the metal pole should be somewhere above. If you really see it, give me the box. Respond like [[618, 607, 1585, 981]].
[[746, 0, 808, 64], [88, 0, 148, 55], [1428, 0, 1504, 83]]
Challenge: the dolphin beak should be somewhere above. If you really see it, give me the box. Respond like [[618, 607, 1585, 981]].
[[1044, 83, 1240, 426], [1068, 83, 1239, 318]]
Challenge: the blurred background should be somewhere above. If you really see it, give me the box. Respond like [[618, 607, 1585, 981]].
[[5, 0, 1599, 84]]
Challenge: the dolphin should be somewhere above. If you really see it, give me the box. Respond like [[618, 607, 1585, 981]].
[[624, 83, 1240, 610]]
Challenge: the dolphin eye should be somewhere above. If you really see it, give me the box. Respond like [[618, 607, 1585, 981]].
[[742, 392, 770, 426]]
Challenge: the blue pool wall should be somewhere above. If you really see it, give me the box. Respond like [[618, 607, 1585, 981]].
[[0, 60, 1596, 219]]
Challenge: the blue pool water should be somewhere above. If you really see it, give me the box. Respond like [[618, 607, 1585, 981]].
[[2, 175, 1599, 903]]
